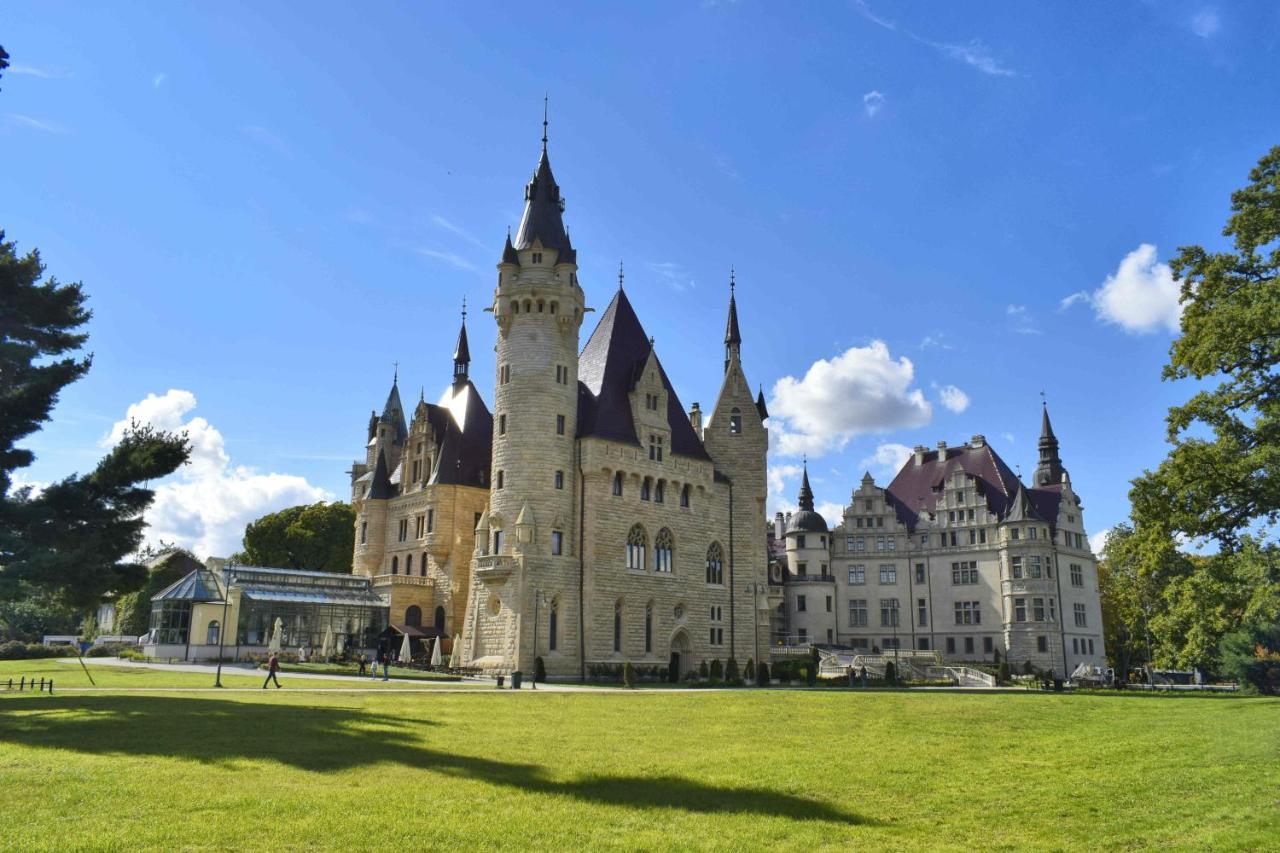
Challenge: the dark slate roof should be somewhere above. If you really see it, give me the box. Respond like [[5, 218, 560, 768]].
[[786, 465, 828, 533], [514, 149, 576, 264], [725, 292, 742, 346], [1004, 482, 1044, 524], [1028, 484, 1064, 525], [424, 380, 493, 488], [367, 449, 396, 499], [381, 381, 408, 445], [453, 320, 471, 368], [885, 443, 1023, 531], [755, 387, 769, 420], [576, 289, 710, 461], [501, 232, 520, 265]]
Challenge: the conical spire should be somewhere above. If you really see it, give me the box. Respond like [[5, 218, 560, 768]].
[[453, 298, 470, 383], [1034, 400, 1064, 487], [798, 460, 815, 512], [755, 384, 769, 420], [367, 449, 395, 500], [513, 113, 574, 262], [380, 374, 408, 446], [501, 228, 519, 265], [724, 269, 742, 372]]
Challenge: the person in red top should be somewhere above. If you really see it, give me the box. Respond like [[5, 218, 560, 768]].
[[263, 652, 282, 689]]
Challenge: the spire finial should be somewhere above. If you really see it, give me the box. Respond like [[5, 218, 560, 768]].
[[1040, 389, 1046, 407], [542, 93, 549, 152], [461, 295, 467, 324], [618, 260, 624, 291], [392, 361, 399, 385], [730, 265, 735, 294]]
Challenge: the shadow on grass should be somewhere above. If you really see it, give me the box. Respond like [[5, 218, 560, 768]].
[[0, 695, 868, 825]]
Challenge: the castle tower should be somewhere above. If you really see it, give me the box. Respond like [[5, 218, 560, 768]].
[[702, 271, 770, 665], [468, 123, 586, 673], [1034, 402, 1065, 487], [784, 462, 834, 645]]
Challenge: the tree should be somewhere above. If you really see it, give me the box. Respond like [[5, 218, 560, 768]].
[[112, 549, 203, 638], [0, 586, 81, 642], [1130, 146, 1280, 549], [233, 502, 355, 572], [0, 44, 9, 90], [0, 236, 190, 609], [883, 660, 897, 687]]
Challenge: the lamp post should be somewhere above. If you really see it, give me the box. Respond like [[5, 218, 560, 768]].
[[532, 589, 545, 690], [745, 582, 761, 678], [892, 604, 900, 681], [214, 561, 233, 688]]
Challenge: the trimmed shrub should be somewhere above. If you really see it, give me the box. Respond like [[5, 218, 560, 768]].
[[756, 661, 769, 685], [534, 656, 546, 683], [699, 659, 709, 680], [1022, 660, 1035, 676], [623, 661, 636, 688], [0, 641, 78, 660], [997, 661, 1012, 685], [725, 658, 739, 684], [884, 660, 897, 686], [992, 648, 1002, 665], [806, 662, 817, 686], [744, 657, 754, 682], [709, 659, 724, 681]]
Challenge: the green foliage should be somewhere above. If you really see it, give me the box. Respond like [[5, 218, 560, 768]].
[[232, 502, 355, 572], [709, 659, 723, 682], [0, 641, 76, 660], [698, 659, 709, 680], [113, 550, 201, 637], [997, 661, 1011, 685], [622, 661, 635, 688], [1130, 146, 1280, 549], [1219, 621, 1280, 695], [992, 648, 1001, 665], [534, 656, 546, 683], [1022, 660, 1035, 676], [883, 661, 897, 686], [0, 586, 82, 642], [725, 658, 740, 685], [0, 235, 190, 608], [756, 661, 769, 685]]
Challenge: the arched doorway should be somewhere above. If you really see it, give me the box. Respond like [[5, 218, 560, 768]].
[[405, 605, 422, 628], [434, 606, 446, 633], [668, 629, 692, 682]]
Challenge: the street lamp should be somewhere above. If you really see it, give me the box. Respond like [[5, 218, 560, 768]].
[[214, 560, 233, 688], [891, 603, 900, 679], [745, 582, 761, 679], [532, 589, 546, 690]]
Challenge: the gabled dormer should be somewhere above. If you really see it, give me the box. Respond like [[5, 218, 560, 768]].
[[629, 346, 671, 463]]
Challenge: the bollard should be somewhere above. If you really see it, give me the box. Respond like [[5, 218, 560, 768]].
[[40, 678, 45, 692], [48, 679, 53, 694], [20, 676, 25, 691]]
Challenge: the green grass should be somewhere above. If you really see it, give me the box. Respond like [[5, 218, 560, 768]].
[[274, 661, 463, 681], [1, 661, 1276, 850], [0, 658, 473, 691]]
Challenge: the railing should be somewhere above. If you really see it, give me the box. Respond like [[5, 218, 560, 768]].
[[371, 573, 433, 587], [787, 574, 836, 584], [474, 554, 517, 579], [947, 666, 996, 687]]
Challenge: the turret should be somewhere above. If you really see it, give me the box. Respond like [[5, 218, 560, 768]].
[[453, 300, 471, 386], [724, 269, 742, 372], [1034, 403, 1066, 487]]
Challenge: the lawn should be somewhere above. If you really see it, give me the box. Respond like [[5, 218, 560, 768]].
[[1, 662, 1276, 851]]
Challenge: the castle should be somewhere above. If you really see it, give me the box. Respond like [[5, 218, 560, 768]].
[[776, 410, 1106, 675], [348, 131, 1105, 680], [350, 132, 769, 679]]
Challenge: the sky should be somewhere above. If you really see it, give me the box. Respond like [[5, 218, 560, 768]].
[[4, 2, 1279, 559]]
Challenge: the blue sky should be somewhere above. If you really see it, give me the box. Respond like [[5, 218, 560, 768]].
[[4, 2, 1279, 557]]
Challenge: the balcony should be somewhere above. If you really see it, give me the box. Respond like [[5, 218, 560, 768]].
[[474, 554, 518, 583], [371, 573, 432, 587]]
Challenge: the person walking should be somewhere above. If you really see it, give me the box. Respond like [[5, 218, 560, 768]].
[[381, 649, 390, 682], [263, 652, 282, 689], [357, 654, 367, 676]]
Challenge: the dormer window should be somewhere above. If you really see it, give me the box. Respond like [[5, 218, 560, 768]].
[[648, 434, 663, 461], [729, 407, 742, 435], [532, 251, 543, 264]]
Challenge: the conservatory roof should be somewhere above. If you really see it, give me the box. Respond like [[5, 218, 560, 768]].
[[152, 569, 224, 603]]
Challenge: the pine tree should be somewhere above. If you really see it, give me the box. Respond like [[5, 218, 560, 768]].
[[0, 235, 190, 609]]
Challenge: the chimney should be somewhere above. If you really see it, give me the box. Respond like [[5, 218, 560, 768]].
[[913, 445, 927, 465], [774, 512, 785, 539], [970, 434, 986, 448], [689, 402, 702, 433], [937, 440, 948, 456]]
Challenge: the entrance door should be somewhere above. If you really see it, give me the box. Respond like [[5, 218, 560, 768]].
[[668, 652, 680, 683]]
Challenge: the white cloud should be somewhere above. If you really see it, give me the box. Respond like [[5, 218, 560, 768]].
[[8, 64, 72, 79], [1090, 244, 1182, 334], [103, 390, 331, 559], [152, 73, 167, 89], [1089, 529, 1111, 556], [919, 333, 954, 351], [1059, 291, 1090, 311], [1006, 304, 1040, 335], [6, 113, 65, 133], [240, 125, 292, 158], [647, 261, 696, 292], [937, 384, 970, 414], [409, 246, 480, 274], [854, 1, 1017, 77], [817, 501, 845, 528], [859, 442, 912, 478], [863, 90, 886, 118], [769, 341, 932, 457], [1001, 431, 1015, 446], [1190, 8, 1220, 38], [431, 214, 487, 252]]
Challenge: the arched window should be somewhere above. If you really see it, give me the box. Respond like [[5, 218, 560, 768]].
[[405, 605, 422, 628], [405, 554, 413, 575], [655, 528, 674, 573], [612, 471, 624, 496], [614, 600, 623, 653], [626, 525, 647, 570], [434, 606, 446, 632], [206, 620, 220, 646], [644, 602, 653, 653], [549, 599, 559, 651], [641, 477, 652, 501], [391, 556, 399, 575], [680, 484, 690, 508], [729, 407, 742, 435], [706, 542, 724, 585], [654, 480, 665, 504], [512, 300, 519, 314], [421, 552, 428, 576]]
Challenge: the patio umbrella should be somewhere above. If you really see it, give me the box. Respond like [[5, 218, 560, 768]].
[[451, 634, 461, 668], [335, 633, 345, 657], [268, 617, 283, 653], [430, 636, 442, 668], [399, 630, 412, 664], [320, 626, 333, 661]]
